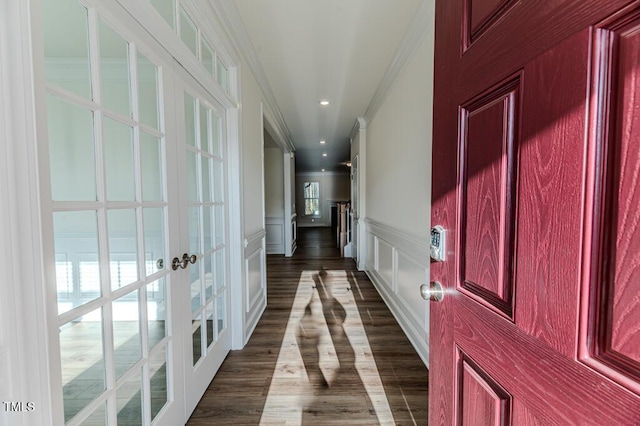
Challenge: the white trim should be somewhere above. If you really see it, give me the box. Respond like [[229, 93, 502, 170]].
[[244, 229, 267, 249], [283, 152, 295, 257], [364, 218, 429, 266], [356, 118, 367, 271], [265, 216, 285, 254], [0, 1, 52, 424]]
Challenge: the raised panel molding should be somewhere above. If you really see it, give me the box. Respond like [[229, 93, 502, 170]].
[[243, 229, 266, 343], [456, 348, 512, 425], [463, 0, 518, 49], [458, 75, 520, 320], [265, 216, 284, 254], [364, 219, 429, 366], [582, 4, 640, 394]]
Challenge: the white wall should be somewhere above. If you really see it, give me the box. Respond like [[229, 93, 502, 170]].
[[239, 61, 267, 343], [357, 17, 435, 366], [295, 172, 350, 227], [264, 133, 285, 254]]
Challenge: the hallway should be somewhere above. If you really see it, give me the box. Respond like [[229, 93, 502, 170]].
[[187, 227, 429, 425]]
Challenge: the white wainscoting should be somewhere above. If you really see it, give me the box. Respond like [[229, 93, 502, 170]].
[[243, 229, 266, 343], [265, 216, 285, 254], [364, 219, 429, 366]]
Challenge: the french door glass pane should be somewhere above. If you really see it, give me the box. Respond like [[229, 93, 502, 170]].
[[184, 93, 196, 147], [206, 302, 214, 347], [199, 106, 210, 153], [113, 290, 141, 379], [214, 204, 224, 246], [143, 208, 165, 276], [190, 264, 202, 313], [189, 207, 200, 255], [138, 52, 160, 129], [60, 308, 105, 423], [99, 21, 131, 118], [103, 117, 135, 201], [149, 346, 169, 421], [140, 132, 163, 202], [187, 151, 198, 203], [216, 60, 228, 93], [203, 205, 212, 253], [201, 156, 211, 203], [215, 250, 225, 293], [43, 0, 92, 99], [211, 114, 221, 157], [147, 278, 167, 350], [107, 209, 139, 290], [150, 0, 175, 29], [179, 7, 198, 56], [204, 254, 213, 300], [201, 39, 214, 75], [47, 95, 96, 202], [192, 315, 202, 365], [53, 211, 100, 314], [116, 367, 143, 424], [216, 293, 225, 334], [212, 160, 224, 202]]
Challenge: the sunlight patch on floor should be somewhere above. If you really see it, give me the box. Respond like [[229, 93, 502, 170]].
[[260, 269, 394, 425]]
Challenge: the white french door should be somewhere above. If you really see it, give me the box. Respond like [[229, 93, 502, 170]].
[[38, 0, 231, 424], [173, 68, 231, 416]]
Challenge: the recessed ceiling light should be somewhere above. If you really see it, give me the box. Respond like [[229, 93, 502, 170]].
[[322, 169, 325, 172], [322, 153, 327, 157], [319, 100, 330, 106], [320, 140, 326, 144]]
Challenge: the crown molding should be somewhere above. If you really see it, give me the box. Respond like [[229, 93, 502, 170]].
[[351, 0, 435, 134], [209, 0, 295, 153]]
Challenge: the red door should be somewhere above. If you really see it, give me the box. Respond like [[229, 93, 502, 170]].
[[430, 0, 640, 423]]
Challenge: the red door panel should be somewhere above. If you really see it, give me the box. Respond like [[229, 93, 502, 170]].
[[431, 0, 640, 423]]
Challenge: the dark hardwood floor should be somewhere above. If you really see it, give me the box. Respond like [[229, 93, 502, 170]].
[[188, 227, 428, 425]]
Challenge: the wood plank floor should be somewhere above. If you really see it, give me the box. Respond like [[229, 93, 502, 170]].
[[188, 227, 428, 425]]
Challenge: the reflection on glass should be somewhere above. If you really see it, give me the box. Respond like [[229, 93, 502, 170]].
[[140, 132, 163, 202], [54, 211, 100, 314], [189, 207, 200, 255], [108, 209, 139, 290], [216, 293, 225, 334], [184, 93, 196, 147], [116, 367, 143, 425], [201, 38, 214, 75], [143, 208, 165, 276], [213, 160, 224, 203], [47, 95, 96, 201], [192, 315, 202, 365], [113, 290, 141, 379], [206, 301, 214, 347], [201, 156, 211, 203], [203, 205, 212, 253], [204, 254, 213, 300], [149, 346, 168, 421], [211, 114, 221, 157], [215, 249, 225, 292], [147, 278, 167, 349], [103, 117, 135, 201], [217, 60, 228, 92], [99, 21, 131, 117], [200, 106, 210, 153], [214, 204, 224, 247], [180, 7, 198, 56], [187, 151, 198, 203], [60, 308, 105, 423], [191, 264, 202, 313], [43, 0, 92, 99], [138, 52, 159, 129], [83, 401, 107, 425], [151, 0, 175, 29]]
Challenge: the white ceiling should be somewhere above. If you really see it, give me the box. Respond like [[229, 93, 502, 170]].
[[231, 0, 423, 173]]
